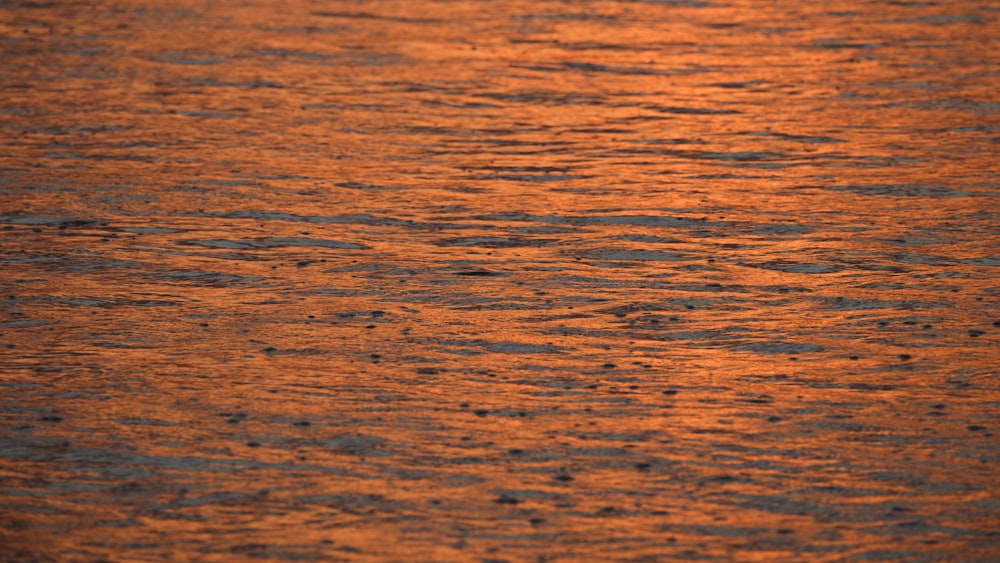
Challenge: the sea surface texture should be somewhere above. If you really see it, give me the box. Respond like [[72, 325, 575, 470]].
[[1, 0, 998, 561]]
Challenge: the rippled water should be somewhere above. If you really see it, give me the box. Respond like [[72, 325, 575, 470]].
[[2, 1, 999, 561]]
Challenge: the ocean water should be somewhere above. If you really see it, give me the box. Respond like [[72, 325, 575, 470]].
[[1, 0, 998, 560]]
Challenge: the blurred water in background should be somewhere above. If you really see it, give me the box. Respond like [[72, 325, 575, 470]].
[[1, 0, 998, 560]]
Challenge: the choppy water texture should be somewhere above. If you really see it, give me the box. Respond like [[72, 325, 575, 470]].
[[1, 0, 999, 561]]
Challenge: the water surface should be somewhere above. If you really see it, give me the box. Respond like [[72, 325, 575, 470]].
[[1, 0, 998, 561]]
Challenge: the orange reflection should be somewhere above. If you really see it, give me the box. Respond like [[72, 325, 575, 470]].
[[1, 0, 998, 561]]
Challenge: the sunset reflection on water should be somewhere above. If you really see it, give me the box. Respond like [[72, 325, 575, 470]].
[[1, 0, 998, 561]]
